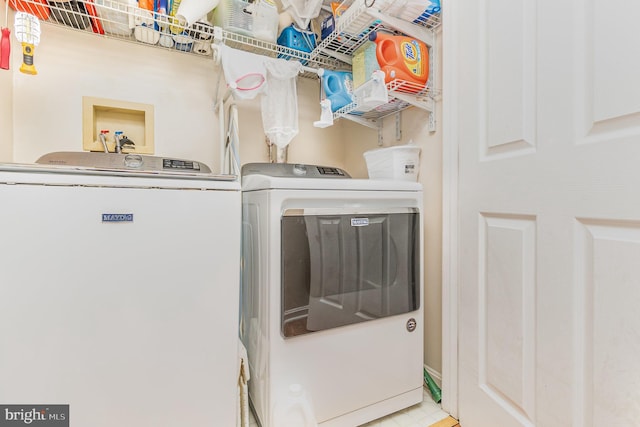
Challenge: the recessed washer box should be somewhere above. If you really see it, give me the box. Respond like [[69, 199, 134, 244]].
[[82, 97, 155, 154]]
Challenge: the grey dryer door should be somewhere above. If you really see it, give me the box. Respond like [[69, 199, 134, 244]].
[[281, 209, 420, 337]]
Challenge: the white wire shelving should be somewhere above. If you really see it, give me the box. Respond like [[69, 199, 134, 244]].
[[10, 0, 441, 127]]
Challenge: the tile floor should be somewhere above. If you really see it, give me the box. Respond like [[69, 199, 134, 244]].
[[248, 387, 451, 427]]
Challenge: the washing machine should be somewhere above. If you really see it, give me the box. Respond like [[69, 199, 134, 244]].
[[240, 163, 424, 427], [0, 153, 241, 427]]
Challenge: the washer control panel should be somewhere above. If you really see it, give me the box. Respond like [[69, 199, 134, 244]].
[[163, 158, 202, 171], [242, 163, 351, 179]]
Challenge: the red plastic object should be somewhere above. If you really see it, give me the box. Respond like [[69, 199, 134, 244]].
[[0, 28, 10, 70], [85, 1, 105, 35]]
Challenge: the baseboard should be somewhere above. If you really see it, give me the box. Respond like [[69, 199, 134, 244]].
[[424, 364, 442, 388]]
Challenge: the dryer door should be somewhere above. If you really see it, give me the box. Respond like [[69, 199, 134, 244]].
[[281, 208, 420, 338]]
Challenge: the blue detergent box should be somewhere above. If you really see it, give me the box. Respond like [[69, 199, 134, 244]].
[[321, 14, 335, 40]]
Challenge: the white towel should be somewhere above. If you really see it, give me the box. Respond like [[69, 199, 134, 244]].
[[220, 44, 268, 100]]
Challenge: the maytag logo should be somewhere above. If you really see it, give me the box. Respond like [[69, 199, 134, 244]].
[[351, 218, 370, 227], [102, 213, 134, 223], [0, 405, 68, 426]]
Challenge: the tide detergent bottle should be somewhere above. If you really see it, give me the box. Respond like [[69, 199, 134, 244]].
[[369, 31, 429, 92], [320, 69, 354, 112]]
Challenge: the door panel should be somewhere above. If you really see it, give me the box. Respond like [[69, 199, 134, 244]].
[[575, 0, 640, 144], [454, 0, 640, 425], [479, 214, 536, 423], [483, 0, 537, 158], [575, 220, 640, 426]]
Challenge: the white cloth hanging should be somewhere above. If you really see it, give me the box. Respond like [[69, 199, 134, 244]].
[[220, 44, 268, 100], [261, 59, 303, 149]]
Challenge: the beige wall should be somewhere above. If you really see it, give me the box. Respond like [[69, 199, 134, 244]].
[[3, 23, 443, 377], [11, 26, 221, 167]]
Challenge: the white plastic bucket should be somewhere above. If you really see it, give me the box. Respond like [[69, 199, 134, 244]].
[[363, 145, 421, 181]]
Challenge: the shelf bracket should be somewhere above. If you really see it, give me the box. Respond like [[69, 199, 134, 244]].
[[429, 111, 436, 132]]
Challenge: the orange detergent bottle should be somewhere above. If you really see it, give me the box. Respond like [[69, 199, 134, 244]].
[[369, 31, 429, 92]]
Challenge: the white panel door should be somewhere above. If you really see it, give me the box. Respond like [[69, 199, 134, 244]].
[[452, 0, 640, 425]]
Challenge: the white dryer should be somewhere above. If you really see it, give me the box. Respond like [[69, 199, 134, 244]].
[[240, 163, 424, 427]]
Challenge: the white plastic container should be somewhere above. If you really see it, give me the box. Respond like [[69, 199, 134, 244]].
[[212, 0, 254, 38], [252, 0, 279, 43], [271, 384, 317, 427], [363, 145, 421, 181], [213, 0, 278, 41], [95, 0, 135, 36]]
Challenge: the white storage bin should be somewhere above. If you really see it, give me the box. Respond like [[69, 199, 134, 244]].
[[363, 145, 421, 181], [212, 0, 278, 42], [212, 0, 254, 38]]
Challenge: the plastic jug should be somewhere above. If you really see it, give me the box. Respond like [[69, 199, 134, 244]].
[[321, 70, 354, 112], [369, 31, 429, 92], [272, 384, 317, 427]]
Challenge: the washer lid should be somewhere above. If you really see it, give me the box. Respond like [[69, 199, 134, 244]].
[[36, 152, 214, 175]]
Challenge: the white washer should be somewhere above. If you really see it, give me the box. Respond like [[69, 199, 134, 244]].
[[241, 163, 424, 427], [0, 157, 241, 427]]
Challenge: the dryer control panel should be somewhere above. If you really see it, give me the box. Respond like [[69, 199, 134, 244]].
[[242, 163, 351, 179]]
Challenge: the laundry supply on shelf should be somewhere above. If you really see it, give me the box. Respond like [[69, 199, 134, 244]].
[[352, 40, 380, 89], [251, 0, 278, 43], [213, 0, 278, 42], [176, 0, 218, 28], [320, 69, 354, 113], [369, 31, 429, 92], [277, 24, 316, 59], [94, 0, 134, 36]]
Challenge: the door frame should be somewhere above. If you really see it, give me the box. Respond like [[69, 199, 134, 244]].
[[441, 0, 459, 418]]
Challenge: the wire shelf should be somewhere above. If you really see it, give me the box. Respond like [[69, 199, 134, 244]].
[[10, 0, 440, 124], [11, 0, 221, 56]]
